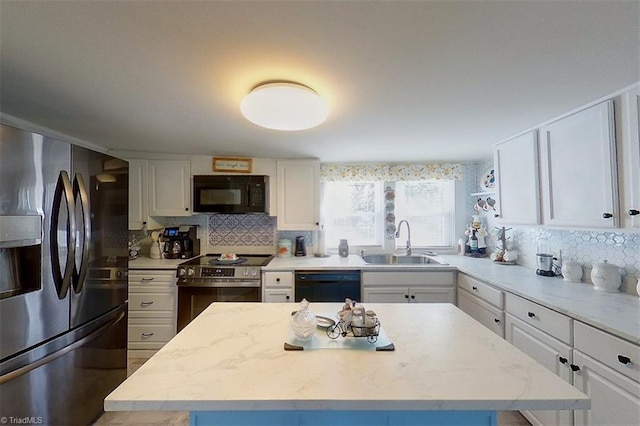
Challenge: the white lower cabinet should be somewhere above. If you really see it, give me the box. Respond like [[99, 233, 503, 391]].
[[363, 286, 454, 303], [262, 271, 294, 303], [456, 273, 505, 337], [128, 269, 178, 358], [458, 290, 504, 337], [572, 351, 640, 426], [362, 271, 455, 304], [506, 314, 573, 426], [505, 293, 574, 426], [572, 321, 640, 426]]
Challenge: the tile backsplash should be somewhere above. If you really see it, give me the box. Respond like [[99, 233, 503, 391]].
[[129, 214, 307, 254], [465, 160, 640, 293]]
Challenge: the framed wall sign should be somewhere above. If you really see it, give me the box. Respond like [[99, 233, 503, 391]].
[[212, 157, 253, 173]]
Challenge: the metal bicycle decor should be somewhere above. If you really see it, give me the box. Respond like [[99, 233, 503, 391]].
[[326, 317, 381, 344]]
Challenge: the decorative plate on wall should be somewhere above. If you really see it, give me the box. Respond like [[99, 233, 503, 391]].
[[480, 168, 495, 191]]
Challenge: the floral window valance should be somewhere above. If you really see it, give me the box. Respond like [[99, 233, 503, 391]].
[[320, 163, 463, 182]]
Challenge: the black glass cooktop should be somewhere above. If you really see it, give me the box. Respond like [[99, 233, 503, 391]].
[[180, 254, 273, 267]]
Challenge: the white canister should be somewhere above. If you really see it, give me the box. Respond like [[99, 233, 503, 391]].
[[590, 260, 621, 292], [277, 239, 292, 257], [561, 261, 582, 282]]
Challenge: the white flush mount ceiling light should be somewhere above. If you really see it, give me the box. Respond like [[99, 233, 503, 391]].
[[240, 82, 328, 131]]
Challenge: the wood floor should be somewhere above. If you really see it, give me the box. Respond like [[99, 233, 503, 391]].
[[93, 358, 532, 425]]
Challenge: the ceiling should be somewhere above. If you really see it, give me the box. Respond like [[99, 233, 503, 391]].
[[1, 1, 638, 163]]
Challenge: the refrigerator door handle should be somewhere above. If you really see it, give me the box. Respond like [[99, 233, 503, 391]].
[[72, 173, 91, 293], [0, 310, 125, 385], [51, 170, 77, 299]]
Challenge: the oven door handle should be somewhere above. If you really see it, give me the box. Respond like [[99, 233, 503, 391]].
[[177, 280, 261, 288]]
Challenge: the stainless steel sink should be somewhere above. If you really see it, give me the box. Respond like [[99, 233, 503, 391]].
[[361, 254, 447, 265]]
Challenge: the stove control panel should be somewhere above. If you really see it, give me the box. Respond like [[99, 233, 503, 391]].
[[200, 267, 235, 278]]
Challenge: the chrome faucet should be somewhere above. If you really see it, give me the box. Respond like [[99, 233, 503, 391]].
[[395, 220, 412, 256]]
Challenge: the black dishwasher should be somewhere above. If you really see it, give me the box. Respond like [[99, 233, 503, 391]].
[[294, 270, 361, 302]]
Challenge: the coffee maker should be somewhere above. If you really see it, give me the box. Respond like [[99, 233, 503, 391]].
[[162, 226, 200, 259], [294, 236, 307, 257], [536, 237, 555, 277]]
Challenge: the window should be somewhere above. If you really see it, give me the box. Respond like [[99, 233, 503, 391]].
[[322, 181, 384, 247], [393, 180, 455, 248], [321, 180, 455, 250]]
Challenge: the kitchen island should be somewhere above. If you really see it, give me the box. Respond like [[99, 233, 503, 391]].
[[105, 302, 588, 425]]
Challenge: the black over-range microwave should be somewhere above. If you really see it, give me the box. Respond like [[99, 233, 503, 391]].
[[193, 175, 267, 213]]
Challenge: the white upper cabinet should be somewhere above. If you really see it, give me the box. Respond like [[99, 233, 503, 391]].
[[540, 100, 619, 228], [148, 160, 192, 217], [128, 159, 162, 230], [622, 87, 640, 228], [493, 131, 540, 225], [276, 160, 320, 230]]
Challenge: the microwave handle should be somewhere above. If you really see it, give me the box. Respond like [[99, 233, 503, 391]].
[[245, 183, 251, 207]]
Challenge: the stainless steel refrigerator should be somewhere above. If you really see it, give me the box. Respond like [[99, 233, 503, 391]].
[[0, 123, 129, 425]]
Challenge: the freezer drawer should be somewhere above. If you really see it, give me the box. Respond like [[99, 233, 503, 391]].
[[0, 305, 127, 425]]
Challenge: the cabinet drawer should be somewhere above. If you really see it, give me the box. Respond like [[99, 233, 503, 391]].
[[128, 323, 175, 344], [263, 272, 293, 288], [129, 271, 176, 285], [362, 271, 454, 286], [574, 321, 640, 382], [129, 292, 175, 312], [457, 289, 504, 338], [505, 293, 572, 344], [457, 274, 503, 309]]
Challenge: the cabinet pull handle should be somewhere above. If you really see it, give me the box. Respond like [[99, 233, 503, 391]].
[[558, 356, 568, 364], [527, 311, 535, 318], [140, 301, 154, 307], [141, 333, 155, 338], [629, 209, 640, 216], [472, 286, 478, 291], [141, 277, 154, 282], [602, 213, 613, 219], [494, 318, 500, 323], [570, 364, 580, 372], [617, 355, 632, 365]]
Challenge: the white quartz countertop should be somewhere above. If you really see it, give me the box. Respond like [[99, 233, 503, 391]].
[[105, 302, 588, 412], [264, 254, 640, 345]]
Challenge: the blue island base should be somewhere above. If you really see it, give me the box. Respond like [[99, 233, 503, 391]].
[[190, 409, 497, 426]]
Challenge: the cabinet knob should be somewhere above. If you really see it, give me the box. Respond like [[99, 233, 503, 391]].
[[472, 286, 478, 291], [558, 356, 568, 364], [602, 213, 613, 219], [527, 311, 536, 318], [570, 364, 581, 372], [494, 318, 500, 324], [629, 209, 640, 216], [276, 278, 280, 282], [617, 355, 632, 365], [141, 333, 155, 338], [185, 207, 189, 211], [405, 294, 409, 299], [410, 295, 415, 299], [286, 295, 290, 300], [494, 214, 500, 218]]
